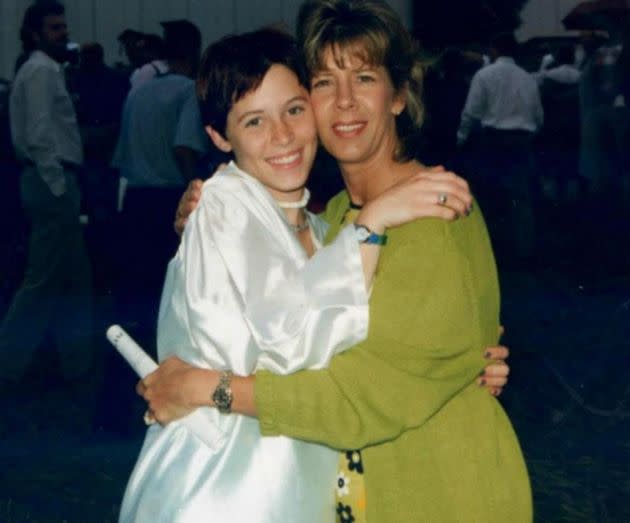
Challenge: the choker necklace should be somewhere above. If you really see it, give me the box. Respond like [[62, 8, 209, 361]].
[[277, 188, 311, 209]]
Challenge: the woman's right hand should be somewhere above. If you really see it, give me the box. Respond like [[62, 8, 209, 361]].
[[358, 167, 473, 232], [137, 356, 218, 425], [479, 345, 510, 397], [174, 179, 204, 237]]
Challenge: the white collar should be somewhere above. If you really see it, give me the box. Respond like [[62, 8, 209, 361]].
[[30, 50, 62, 71]]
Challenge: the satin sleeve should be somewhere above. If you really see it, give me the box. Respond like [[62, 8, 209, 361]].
[[248, 224, 369, 372], [161, 183, 368, 375]]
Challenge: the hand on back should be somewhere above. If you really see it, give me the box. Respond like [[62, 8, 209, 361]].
[[174, 179, 203, 237], [174, 163, 230, 236]]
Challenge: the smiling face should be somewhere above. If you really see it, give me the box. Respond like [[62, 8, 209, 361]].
[[308, 45, 406, 169], [207, 64, 318, 203]]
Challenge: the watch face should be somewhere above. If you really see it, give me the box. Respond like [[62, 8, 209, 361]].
[[212, 372, 233, 413], [354, 225, 371, 242], [212, 388, 232, 412], [213, 389, 230, 404]]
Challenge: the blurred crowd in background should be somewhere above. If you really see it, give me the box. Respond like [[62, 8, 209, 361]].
[[420, 27, 629, 272], [0, 1, 628, 436]]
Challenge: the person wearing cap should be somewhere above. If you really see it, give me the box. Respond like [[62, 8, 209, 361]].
[[0, 1, 93, 388]]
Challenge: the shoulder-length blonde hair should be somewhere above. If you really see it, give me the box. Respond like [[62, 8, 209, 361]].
[[297, 0, 425, 162]]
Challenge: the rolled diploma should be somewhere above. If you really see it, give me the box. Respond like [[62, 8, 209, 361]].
[[106, 324, 226, 451]]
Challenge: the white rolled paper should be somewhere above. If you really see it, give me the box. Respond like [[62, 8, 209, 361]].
[[106, 324, 226, 451], [106, 324, 158, 377]]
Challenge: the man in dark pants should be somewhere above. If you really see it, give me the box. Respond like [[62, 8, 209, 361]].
[[458, 33, 544, 268], [0, 3, 93, 390]]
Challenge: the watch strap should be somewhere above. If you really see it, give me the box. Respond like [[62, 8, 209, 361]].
[[364, 231, 388, 245], [354, 223, 388, 245], [212, 371, 233, 414]]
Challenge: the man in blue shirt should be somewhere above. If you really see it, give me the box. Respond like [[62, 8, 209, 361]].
[[111, 18, 208, 365]]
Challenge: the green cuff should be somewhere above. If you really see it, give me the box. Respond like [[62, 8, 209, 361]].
[[255, 370, 278, 436]]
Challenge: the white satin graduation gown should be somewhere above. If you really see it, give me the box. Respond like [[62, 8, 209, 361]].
[[119, 162, 368, 522]]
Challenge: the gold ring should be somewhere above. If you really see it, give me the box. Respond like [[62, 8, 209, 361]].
[[143, 410, 157, 426]]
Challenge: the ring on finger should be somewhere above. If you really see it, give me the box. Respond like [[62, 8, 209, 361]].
[[438, 193, 448, 206], [143, 409, 157, 426]]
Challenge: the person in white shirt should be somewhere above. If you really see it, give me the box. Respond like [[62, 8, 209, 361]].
[[129, 34, 168, 90], [533, 45, 581, 87], [457, 33, 543, 268], [458, 36, 543, 146], [0, 2, 92, 385], [535, 45, 582, 202]]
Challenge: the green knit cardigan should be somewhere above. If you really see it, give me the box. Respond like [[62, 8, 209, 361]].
[[256, 191, 532, 522]]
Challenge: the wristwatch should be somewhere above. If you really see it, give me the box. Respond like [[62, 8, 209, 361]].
[[353, 224, 388, 245], [212, 371, 233, 414]]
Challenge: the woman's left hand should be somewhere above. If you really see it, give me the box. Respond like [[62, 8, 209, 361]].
[[478, 345, 510, 397], [136, 356, 212, 425], [358, 165, 473, 232]]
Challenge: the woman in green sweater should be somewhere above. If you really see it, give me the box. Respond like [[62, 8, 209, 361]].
[[141, 0, 531, 521]]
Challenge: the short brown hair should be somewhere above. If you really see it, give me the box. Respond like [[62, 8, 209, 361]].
[[197, 28, 306, 138], [297, 0, 425, 161]]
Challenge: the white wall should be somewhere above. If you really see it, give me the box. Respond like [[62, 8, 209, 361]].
[[517, 0, 583, 41], [0, 0, 28, 79], [0, 0, 412, 80]]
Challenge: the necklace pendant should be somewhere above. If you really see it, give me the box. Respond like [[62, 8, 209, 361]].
[[289, 221, 309, 233]]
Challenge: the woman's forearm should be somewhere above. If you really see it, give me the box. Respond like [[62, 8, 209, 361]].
[[352, 169, 475, 289], [187, 369, 258, 418], [231, 376, 258, 417]]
